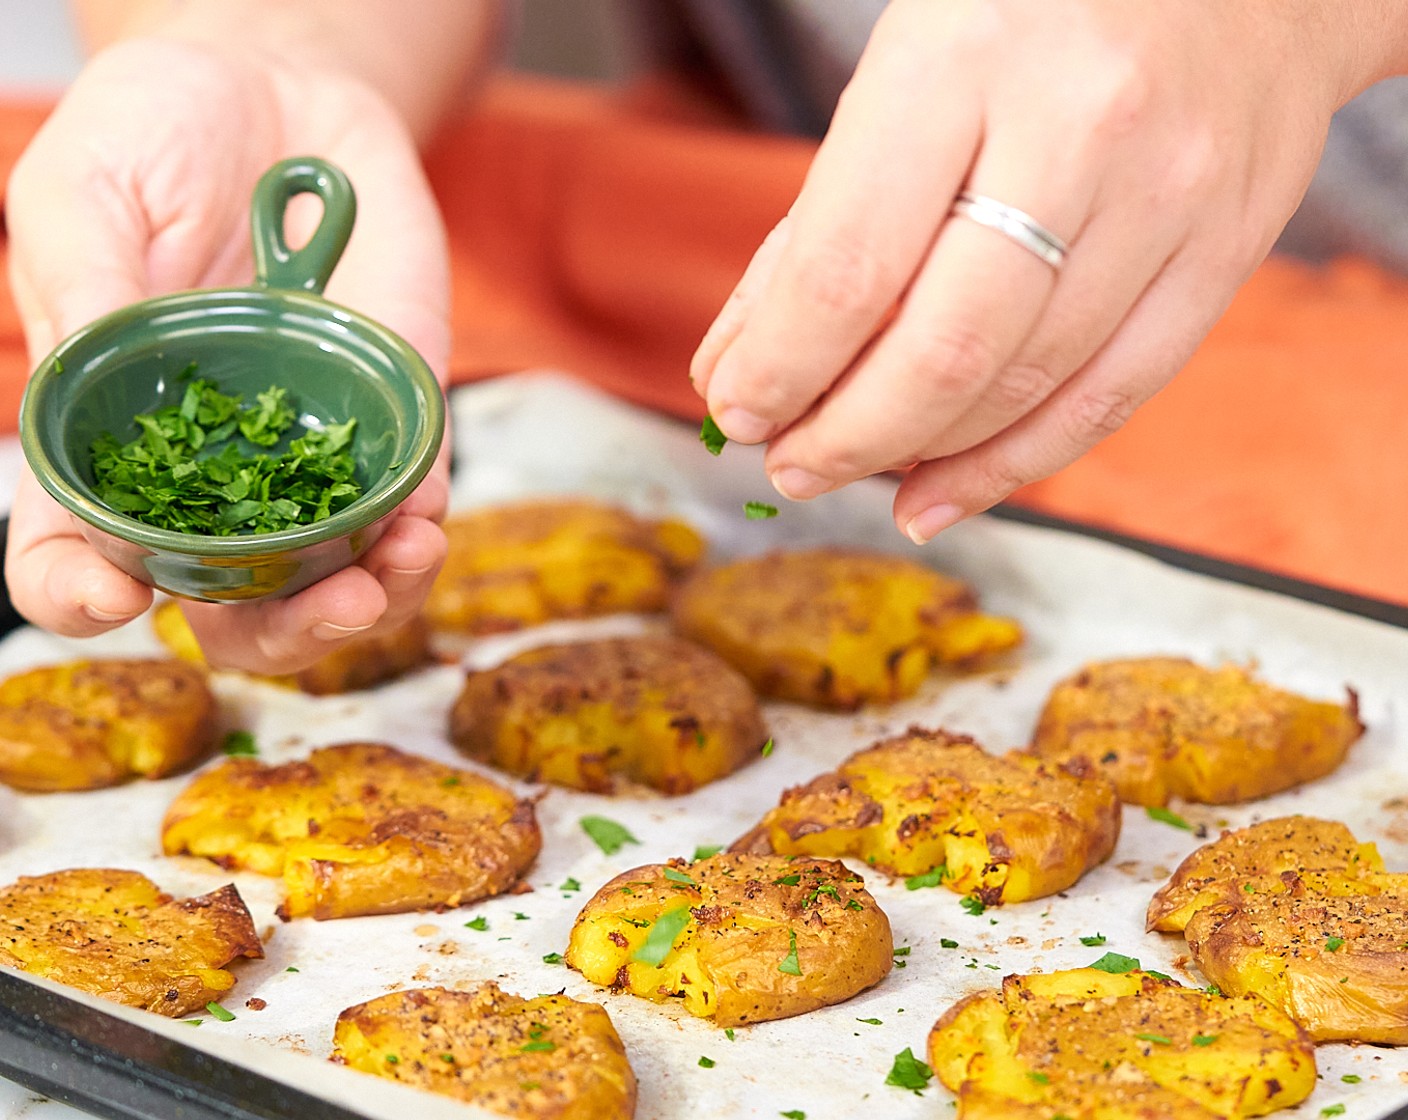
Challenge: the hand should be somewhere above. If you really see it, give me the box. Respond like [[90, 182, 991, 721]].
[[691, 0, 1399, 542], [4, 35, 452, 671]]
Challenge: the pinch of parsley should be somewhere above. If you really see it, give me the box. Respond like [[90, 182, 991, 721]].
[[700, 415, 727, 456], [960, 895, 986, 916], [885, 1047, 934, 1093]]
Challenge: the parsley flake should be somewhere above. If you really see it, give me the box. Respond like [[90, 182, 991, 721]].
[[773, 874, 801, 887], [857, 1017, 883, 1026], [1027, 1072, 1050, 1084], [220, 730, 257, 757], [725, 1029, 736, 1041], [781, 1112, 807, 1120], [692, 845, 723, 862], [885, 1047, 934, 1093], [1079, 934, 1107, 947], [905, 866, 948, 890], [960, 895, 986, 916], [1135, 1033, 1171, 1046], [542, 952, 564, 965], [580, 815, 640, 855], [633, 908, 692, 966], [205, 1002, 235, 1022], [519, 1040, 556, 1053], [1341, 1074, 1361, 1084], [761, 738, 775, 757], [939, 938, 959, 949], [778, 929, 802, 976], [744, 501, 779, 520], [1325, 936, 1346, 952], [1146, 806, 1192, 830], [664, 867, 698, 887], [1321, 1106, 1346, 1117], [1192, 1034, 1219, 1047], [465, 916, 489, 931], [700, 415, 728, 455], [560, 877, 582, 892], [698, 1056, 715, 1068], [1088, 952, 1140, 974]]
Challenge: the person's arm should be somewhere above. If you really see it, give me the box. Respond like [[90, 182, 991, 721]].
[[692, 0, 1408, 543], [4, 2, 501, 671]]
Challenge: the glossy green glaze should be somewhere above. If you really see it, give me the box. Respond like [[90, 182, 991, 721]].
[[19, 157, 444, 602]]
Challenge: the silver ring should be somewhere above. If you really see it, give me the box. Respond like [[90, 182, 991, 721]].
[[950, 191, 1069, 270]]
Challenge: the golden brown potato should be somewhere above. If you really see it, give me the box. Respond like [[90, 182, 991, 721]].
[[928, 967, 1316, 1119], [426, 499, 704, 634], [1149, 817, 1408, 1043], [1030, 657, 1363, 805], [332, 984, 636, 1120], [153, 600, 435, 695], [449, 635, 767, 794], [161, 742, 540, 920], [670, 548, 1022, 708], [0, 868, 262, 1016], [0, 658, 217, 792], [733, 728, 1119, 905], [565, 852, 891, 1027]]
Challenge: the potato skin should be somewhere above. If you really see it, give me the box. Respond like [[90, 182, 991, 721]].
[[1031, 657, 1363, 805], [332, 984, 636, 1120], [1150, 816, 1408, 1043], [0, 658, 217, 792], [565, 852, 892, 1027], [0, 868, 262, 1016], [161, 742, 540, 920], [733, 728, 1119, 905], [449, 635, 767, 794], [670, 549, 1021, 709], [153, 601, 434, 695], [928, 968, 1315, 1119], [426, 500, 704, 634]]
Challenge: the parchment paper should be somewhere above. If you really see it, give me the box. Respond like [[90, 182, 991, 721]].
[[2, 372, 1406, 1120]]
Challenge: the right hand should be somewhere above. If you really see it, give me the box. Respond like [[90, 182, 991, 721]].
[[5, 36, 453, 671]]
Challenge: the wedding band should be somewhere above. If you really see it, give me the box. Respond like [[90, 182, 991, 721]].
[[950, 191, 1069, 270]]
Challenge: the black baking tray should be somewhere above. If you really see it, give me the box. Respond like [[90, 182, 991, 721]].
[[1, 505, 1406, 1120]]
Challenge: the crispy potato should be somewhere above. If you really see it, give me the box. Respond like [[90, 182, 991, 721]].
[[449, 635, 767, 794], [0, 658, 217, 792], [670, 549, 1021, 708], [1149, 817, 1408, 1043], [733, 728, 1119, 905], [565, 852, 891, 1027], [426, 499, 704, 634], [928, 967, 1316, 1119], [0, 868, 261, 1016], [153, 600, 434, 695], [1030, 658, 1363, 805], [161, 742, 540, 920], [332, 983, 636, 1120]]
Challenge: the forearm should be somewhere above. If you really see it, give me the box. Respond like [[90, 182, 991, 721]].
[[71, 0, 505, 143]]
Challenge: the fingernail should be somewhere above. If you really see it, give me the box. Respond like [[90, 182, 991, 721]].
[[770, 466, 832, 500], [715, 407, 774, 444], [83, 604, 135, 624], [312, 621, 375, 641], [904, 503, 963, 545]]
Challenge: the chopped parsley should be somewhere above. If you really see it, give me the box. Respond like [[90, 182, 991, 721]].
[[205, 1002, 235, 1022], [465, 916, 489, 931], [519, 1040, 556, 1053], [725, 1029, 736, 1041], [1325, 936, 1346, 952], [284, 966, 299, 973], [761, 738, 775, 757], [220, 730, 258, 757], [632, 908, 692, 966], [580, 815, 640, 855], [1192, 1034, 1219, 1047], [1135, 1033, 1171, 1046], [744, 501, 779, 520], [857, 1017, 883, 1025], [772, 874, 801, 887], [1088, 952, 1140, 974], [939, 938, 959, 949], [692, 845, 723, 862], [385, 1054, 399, 1065], [698, 1056, 715, 1068], [440, 776, 461, 788], [960, 895, 986, 916], [1341, 1074, 1362, 1084], [1146, 806, 1191, 830], [700, 415, 728, 456], [778, 929, 802, 976], [885, 1047, 934, 1093], [1027, 1072, 1050, 1084], [1079, 934, 1106, 947], [905, 866, 947, 890], [1321, 1106, 1346, 1117], [513, 912, 530, 921], [781, 1113, 806, 1120], [663, 867, 697, 887], [542, 952, 564, 965], [560, 877, 581, 892], [90, 376, 363, 535]]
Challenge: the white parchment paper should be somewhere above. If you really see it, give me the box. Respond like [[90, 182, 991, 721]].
[[2, 372, 1406, 1120]]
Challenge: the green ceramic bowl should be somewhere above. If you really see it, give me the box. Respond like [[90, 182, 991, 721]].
[[19, 157, 444, 602]]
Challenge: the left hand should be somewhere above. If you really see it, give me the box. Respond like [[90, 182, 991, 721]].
[[690, 0, 1396, 542]]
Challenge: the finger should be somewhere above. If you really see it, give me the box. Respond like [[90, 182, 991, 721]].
[[181, 564, 390, 676], [355, 514, 448, 631], [702, 0, 983, 443], [4, 473, 153, 634], [690, 216, 792, 399], [893, 252, 1239, 542]]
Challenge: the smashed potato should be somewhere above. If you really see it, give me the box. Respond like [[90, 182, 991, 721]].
[[161, 742, 540, 920], [426, 499, 704, 634], [333, 983, 636, 1120], [1150, 817, 1408, 1043], [0, 658, 217, 792], [928, 968, 1315, 1119], [0, 868, 261, 1016], [449, 635, 767, 794], [565, 852, 891, 1027], [670, 548, 1021, 708], [153, 600, 434, 694], [1031, 657, 1363, 805], [733, 728, 1119, 905]]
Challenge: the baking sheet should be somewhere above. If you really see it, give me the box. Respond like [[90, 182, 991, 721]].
[[3, 371, 1407, 1120]]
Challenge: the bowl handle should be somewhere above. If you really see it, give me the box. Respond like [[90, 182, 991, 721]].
[[250, 156, 357, 295]]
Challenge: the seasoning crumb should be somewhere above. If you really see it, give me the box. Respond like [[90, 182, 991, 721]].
[[244, 997, 267, 1011]]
